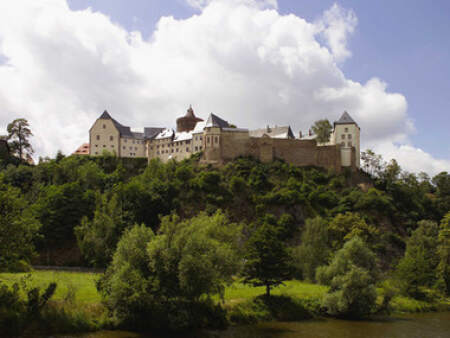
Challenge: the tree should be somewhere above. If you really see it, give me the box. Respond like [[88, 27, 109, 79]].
[[360, 149, 384, 177], [75, 193, 125, 267], [294, 217, 330, 281], [316, 237, 378, 318], [33, 182, 95, 249], [7, 118, 34, 161], [437, 212, 450, 295], [396, 220, 440, 298], [242, 222, 292, 297], [98, 211, 240, 330], [328, 212, 378, 250], [311, 119, 332, 143], [0, 180, 40, 271]]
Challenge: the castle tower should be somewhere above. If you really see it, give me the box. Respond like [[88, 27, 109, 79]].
[[176, 105, 203, 132], [333, 111, 360, 168]]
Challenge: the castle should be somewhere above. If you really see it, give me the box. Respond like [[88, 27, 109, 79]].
[[87, 107, 360, 172]]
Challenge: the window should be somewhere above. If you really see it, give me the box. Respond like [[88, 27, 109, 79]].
[[348, 134, 352, 139], [215, 136, 218, 143], [111, 145, 114, 148], [171, 149, 174, 153], [124, 139, 127, 143], [345, 127, 348, 132], [176, 148, 179, 152], [200, 146, 202, 150], [132, 140, 135, 144], [341, 134, 345, 140], [157, 151, 160, 155], [186, 140, 190, 144], [200, 136, 203, 141], [150, 146, 153, 150], [103, 124, 106, 129], [186, 147, 189, 152], [123, 146, 125, 149], [135, 147, 137, 150], [157, 145, 160, 149], [207, 136, 210, 144], [195, 146, 198, 151], [103, 145, 106, 148], [95, 151, 98, 155], [96, 135, 100, 140], [347, 142, 352, 147], [341, 142, 345, 146], [95, 144, 98, 147], [129, 146, 132, 150], [110, 136, 113, 141]]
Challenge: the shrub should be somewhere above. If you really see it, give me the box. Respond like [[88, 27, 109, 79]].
[[317, 237, 378, 318]]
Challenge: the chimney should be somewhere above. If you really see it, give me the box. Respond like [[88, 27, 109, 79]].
[[299, 131, 302, 139], [308, 129, 312, 136], [266, 125, 271, 133]]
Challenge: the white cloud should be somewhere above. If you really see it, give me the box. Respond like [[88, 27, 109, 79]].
[[317, 3, 358, 63], [0, 0, 447, 175], [372, 142, 450, 176]]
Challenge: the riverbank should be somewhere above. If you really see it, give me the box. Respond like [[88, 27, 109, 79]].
[[1, 270, 449, 335]]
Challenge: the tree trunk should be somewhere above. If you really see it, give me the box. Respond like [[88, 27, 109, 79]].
[[266, 284, 270, 297]]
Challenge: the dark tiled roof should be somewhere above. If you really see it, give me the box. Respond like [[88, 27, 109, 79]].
[[98, 110, 133, 137], [205, 113, 229, 128], [334, 111, 357, 125], [250, 126, 294, 139], [144, 127, 165, 139]]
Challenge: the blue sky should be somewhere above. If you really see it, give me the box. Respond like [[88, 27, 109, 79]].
[[0, 0, 448, 174], [67, 0, 449, 159]]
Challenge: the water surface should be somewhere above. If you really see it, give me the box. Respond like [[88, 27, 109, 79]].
[[59, 312, 450, 338]]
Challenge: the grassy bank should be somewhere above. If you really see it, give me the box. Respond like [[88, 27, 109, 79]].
[[1, 270, 449, 334]]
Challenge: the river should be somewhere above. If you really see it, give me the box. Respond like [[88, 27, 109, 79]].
[[59, 312, 450, 338]]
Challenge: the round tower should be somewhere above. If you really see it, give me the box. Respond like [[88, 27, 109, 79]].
[[176, 105, 203, 132]]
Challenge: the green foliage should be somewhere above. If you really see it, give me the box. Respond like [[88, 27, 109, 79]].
[[396, 220, 440, 298], [0, 278, 56, 336], [7, 118, 34, 161], [317, 237, 378, 318], [311, 119, 332, 143], [0, 180, 40, 271], [242, 221, 292, 297], [437, 213, 450, 295], [75, 193, 126, 267], [33, 182, 95, 248], [328, 212, 378, 250], [98, 211, 241, 331], [294, 217, 330, 281]]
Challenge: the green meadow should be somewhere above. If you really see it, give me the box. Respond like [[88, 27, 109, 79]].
[[2, 270, 447, 316]]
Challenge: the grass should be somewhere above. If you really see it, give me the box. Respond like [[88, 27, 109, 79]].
[[1, 270, 448, 326], [0, 270, 101, 304], [222, 280, 327, 307]]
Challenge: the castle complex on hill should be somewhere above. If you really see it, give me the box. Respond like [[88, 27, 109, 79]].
[[86, 107, 360, 172]]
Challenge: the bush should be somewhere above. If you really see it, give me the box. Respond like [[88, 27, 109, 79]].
[[0, 279, 57, 336], [317, 237, 378, 318], [98, 212, 241, 331]]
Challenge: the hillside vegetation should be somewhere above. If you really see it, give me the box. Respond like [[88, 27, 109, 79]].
[[0, 152, 449, 334]]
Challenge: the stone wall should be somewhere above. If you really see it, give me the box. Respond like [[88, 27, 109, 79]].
[[203, 131, 346, 172]]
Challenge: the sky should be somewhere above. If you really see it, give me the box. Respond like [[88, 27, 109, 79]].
[[0, 0, 448, 175]]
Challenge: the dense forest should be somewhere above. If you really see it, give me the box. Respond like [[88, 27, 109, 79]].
[[0, 120, 449, 333]]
